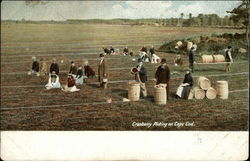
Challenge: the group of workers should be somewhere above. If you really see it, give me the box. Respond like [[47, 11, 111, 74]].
[[29, 42, 233, 100], [132, 57, 193, 100], [30, 56, 97, 92], [102, 46, 161, 64]]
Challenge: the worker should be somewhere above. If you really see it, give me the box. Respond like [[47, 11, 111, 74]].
[[188, 47, 195, 73], [45, 71, 61, 89], [98, 53, 108, 89], [155, 58, 171, 100], [69, 61, 77, 77], [174, 55, 183, 66], [225, 46, 233, 72], [135, 59, 148, 98], [29, 56, 39, 76], [50, 58, 59, 75], [176, 68, 193, 99]]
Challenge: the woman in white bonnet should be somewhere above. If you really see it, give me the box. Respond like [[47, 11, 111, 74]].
[[45, 71, 61, 89]]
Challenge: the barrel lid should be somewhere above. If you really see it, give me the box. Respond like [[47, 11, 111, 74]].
[[216, 81, 228, 83], [128, 81, 139, 85]]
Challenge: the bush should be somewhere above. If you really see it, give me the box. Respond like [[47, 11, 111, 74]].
[[159, 32, 248, 60]]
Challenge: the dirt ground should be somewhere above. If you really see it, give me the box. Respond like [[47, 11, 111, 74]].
[[0, 23, 248, 130]]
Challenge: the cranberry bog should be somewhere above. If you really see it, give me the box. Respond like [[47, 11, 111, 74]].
[[1, 23, 248, 130]]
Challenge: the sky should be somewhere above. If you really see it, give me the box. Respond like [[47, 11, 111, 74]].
[[1, 1, 242, 21]]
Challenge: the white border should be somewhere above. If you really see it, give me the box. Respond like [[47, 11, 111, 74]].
[[1, 131, 249, 160]]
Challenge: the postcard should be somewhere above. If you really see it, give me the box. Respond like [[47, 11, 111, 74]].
[[1, 1, 249, 160]]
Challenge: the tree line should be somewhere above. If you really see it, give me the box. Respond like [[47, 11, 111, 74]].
[[163, 13, 242, 27]]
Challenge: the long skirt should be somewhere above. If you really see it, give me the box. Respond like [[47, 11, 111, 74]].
[[62, 85, 80, 92], [45, 81, 61, 89], [76, 76, 84, 85], [176, 84, 192, 99]]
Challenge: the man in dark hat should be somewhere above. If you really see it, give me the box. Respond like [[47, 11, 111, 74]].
[[31, 56, 39, 76], [188, 47, 195, 73], [155, 58, 171, 100], [69, 61, 77, 77], [225, 46, 233, 72], [50, 58, 59, 75], [98, 53, 108, 88], [135, 59, 147, 97]]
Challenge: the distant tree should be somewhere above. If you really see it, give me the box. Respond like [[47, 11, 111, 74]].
[[227, 0, 249, 44], [189, 13, 192, 19], [178, 13, 184, 27], [187, 13, 194, 26], [180, 13, 184, 19]]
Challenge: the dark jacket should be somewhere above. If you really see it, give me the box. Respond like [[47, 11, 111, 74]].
[[50, 63, 59, 75], [32, 61, 39, 72], [183, 73, 193, 87], [149, 48, 155, 55], [189, 50, 195, 63], [76, 69, 83, 78], [124, 48, 129, 53], [84, 65, 95, 77], [104, 48, 110, 54], [110, 47, 115, 53], [69, 65, 77, 75], [135, 65, 147, 83], [155, 64, 170, 84]]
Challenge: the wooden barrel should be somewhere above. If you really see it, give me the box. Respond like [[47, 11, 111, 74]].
[[206, 87, 217, 99], [213, 55, 225, 62], [216, 81, 228, 99], [154, 84, 167, 105], [197, 76, 211, 90], [201, 55, 214, 63], [187, 41, 193, 50], [193, 87, 205, 99], [128, 82, 140, 101]]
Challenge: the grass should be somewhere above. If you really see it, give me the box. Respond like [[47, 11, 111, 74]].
[[0, 23, 248, 130]]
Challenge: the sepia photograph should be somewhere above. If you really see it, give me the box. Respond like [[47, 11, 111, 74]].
[[1, 0, 249, 160]]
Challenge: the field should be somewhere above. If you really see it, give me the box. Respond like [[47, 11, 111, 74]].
[[0, 23, 248, 130]]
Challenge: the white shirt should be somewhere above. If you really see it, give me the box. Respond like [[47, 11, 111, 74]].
[[227, 49, 233, 62]]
